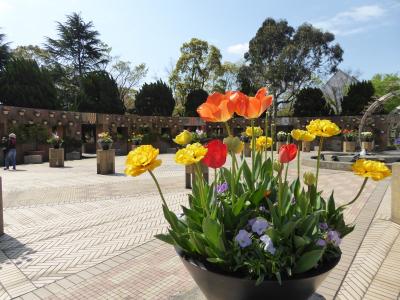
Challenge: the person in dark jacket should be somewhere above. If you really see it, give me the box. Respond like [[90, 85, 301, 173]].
[[4, 133, 16, 170]]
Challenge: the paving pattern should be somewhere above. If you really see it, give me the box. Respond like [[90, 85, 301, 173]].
[[0, 153, 397, 299]]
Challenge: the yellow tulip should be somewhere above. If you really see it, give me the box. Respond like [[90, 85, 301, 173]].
[[173, 130, 192, 145], [352, 159, 391, 181], [223, 136, 243, 154], [245, 126, 263, 137], [256, 136, 272, 152], [125, 145, 162, 177], [306, 119, 341, 138], [291, 129, 315, 142], [175, 143, 208, 165]]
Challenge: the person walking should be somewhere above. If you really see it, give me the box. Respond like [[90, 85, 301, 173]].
[[4, 133, 17, 170]]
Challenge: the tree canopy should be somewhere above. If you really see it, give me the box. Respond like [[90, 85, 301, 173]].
[[0, 58, 59, 109], [169, 38, 223, 102], [45, 12, 109, 78], [293, 88, 331, 117], [135, 80, 175, 116], [184, 89, 208, 117], [371, 73, 400, 113], [77, 70, 124, 114], [0, 32, 10, 70], [244, 18, 343, 117], [341, 81, 374, 115]]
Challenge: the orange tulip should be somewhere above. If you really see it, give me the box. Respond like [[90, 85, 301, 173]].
[[235, 87, 273, 119], [197, 92, 236, 122]]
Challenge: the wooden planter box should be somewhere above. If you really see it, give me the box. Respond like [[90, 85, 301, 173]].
[[343, 141, 356, 153], [49, 148, 64, 167], [185, 163, 209, 189], [362, 141, 374, 152], [302, 141, 311, 152], [97, 149, 115, 175]]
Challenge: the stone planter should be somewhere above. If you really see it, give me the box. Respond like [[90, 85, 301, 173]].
[[24, 154, 43, 164], [49, 148, 64, 167], [343, 141, 356, 153], [97, 149, 115, 175], [302, 141, 311, 152], [178, 249, 340, 300], [244, 143, 251, 157], [276, 141, 286, 152], [361, 141, 374, 152], [185, 163, 209, 189]]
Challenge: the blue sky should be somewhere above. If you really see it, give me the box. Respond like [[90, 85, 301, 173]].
[[1, 0, 399, 82]]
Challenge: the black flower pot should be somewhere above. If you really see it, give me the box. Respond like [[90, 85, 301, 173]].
[[178, 250, 340, 300], [98, 141, 112, 150]]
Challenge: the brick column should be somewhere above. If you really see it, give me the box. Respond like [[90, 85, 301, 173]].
[[0, 176, 3, 235], [392, 163, 400, 224]]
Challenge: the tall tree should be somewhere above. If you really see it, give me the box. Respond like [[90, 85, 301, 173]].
[[0, 58, 59, 109], [109, 59, 148, 111], [371, 73, 400, 113], [341, 81, 374, 115], [184, 89, 208, 117], [0, 32, 10, 70], [45, 12, 109, 78], [293, 87, 331, 117], [245, 18, 343, 118], [135, 80, 175, 116], [169, 38, 223, 103], [77, 70, 124, 114], [213, 61, 240, 93]]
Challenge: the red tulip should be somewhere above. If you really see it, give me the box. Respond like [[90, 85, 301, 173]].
[[279, 144, 298, 163], [202, 139, 228, 169]]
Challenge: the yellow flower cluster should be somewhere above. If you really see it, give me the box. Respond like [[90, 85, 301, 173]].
[[256, 136, 272, 152], [175, 143, 208, 165], [245, 126, 263, 137], [173, 130, 192, 145], [352, 159, 391, 181], [125, 145, 162, 177], [291, 129, 315, 142], [306, 119, 341, 138]]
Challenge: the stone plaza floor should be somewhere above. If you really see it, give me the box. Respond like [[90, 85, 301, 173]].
[[0, 153, 398, 299]]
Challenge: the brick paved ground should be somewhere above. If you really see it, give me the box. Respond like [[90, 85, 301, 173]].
[[0, 153, 397, 299]]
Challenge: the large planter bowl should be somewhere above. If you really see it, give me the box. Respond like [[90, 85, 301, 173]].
[[178, 250, 340, 300]]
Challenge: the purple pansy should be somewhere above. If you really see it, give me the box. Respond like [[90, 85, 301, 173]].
[[248, 218, 257, 227], [316, 238, 327, 247], [319, 223, 329, 231], [327, 230, 341, 246], [216, 182, 228, 194], [251, 218, 269, 235], [260, 234, 276, 255], [235, 230, 252, 248]]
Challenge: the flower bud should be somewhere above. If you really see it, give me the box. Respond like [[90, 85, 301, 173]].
[[303, 171, 316, 186], [273, 160, 283, 172], [223, 136, 243, 154]]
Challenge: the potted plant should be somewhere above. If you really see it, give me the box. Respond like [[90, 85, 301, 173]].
[[342, 129, 357, 152], [276, 131, 288, 152], [360, 132, 374, 152], [97, 132, 113, 150], [129, 133, 144, 150], [125, 88, 392, 300], [47, 134, 64, 167]]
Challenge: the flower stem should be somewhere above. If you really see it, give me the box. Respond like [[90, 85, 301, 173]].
[[251, 119, 256, 182], [315, 137, 324, 190], [297, 142, 301, 179], [339, 178, 369, 209], [224, 122, 232, 137], [148, 170, 168, 209], [271, 121, 275, 175], [265, 113, 269, 162]]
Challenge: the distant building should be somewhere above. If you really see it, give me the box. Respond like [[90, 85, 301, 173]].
[[321, 70, 358, 114]]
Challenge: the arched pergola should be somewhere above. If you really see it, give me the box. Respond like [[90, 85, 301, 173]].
[[358, 90, 400, 148]]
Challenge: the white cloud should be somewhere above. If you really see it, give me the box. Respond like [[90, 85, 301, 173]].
[[313, 5, 386, 36], [227, 43, 248, 55]]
